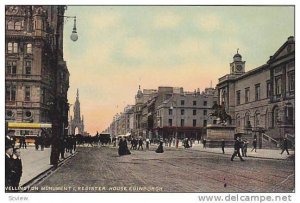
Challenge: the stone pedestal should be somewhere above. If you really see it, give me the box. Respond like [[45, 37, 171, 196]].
[[206, 124, 236, 148]]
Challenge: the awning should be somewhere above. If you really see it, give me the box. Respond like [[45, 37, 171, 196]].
[[8, 122, 52, 129], [118, 133, 131, 137]]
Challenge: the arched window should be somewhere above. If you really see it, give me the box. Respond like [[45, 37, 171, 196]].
[[7, 42, 13, 53], [26, 43, 32, 54], [14, 21, 21, 30], [244, 112, 251, 128], [272, 106, 279, 127], [13, 42, 18, 53], [254, 111, 260, 127], [8, 21, 14, 30], [265, 109, 269, 129], [236, 114, 240, 127], [285, 103, 293, 125]]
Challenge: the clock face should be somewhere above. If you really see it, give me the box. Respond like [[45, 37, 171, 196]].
[[236, 65, 242, 71]]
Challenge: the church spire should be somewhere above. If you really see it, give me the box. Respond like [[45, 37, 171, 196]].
[[76, 88, 79, 99]]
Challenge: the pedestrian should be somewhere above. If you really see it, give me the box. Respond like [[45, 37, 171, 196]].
[[190, 138, 193, 148], [251, 138, 257, 152], [113, 137, 117, 147], [176, 138, 179, 148], [5, 145, 14, 189], [34, 135, 40, 150], [118, 137, 131, 156], [221, 139, 225, 154], [168, 138, 172, 147], [6, 132, 15, 147], [184, 138, 190, 148], [130, 138, 135, 150], [68, 136, 73, 154], [280, 138, 290, 155], [11, 147, 22, 189], [40, 133, 45, 151], [231, 137, 245, 161], [242, 140, 248, 157], [156, 140, 164, 153], [72, 135, 77, 152], [203, 138, 207, 148], [134, 138, 137, 149], [138, 138, 144, 150], [146, 138, 150, 150], [60, 137, 66, 159], [19, 135, 27, 149]]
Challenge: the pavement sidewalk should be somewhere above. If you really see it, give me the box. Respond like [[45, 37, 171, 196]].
[[164, 141, 294, 160], [19, 146, 74, 186]]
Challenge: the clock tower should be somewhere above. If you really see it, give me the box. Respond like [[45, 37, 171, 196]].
[[230, 49, 245, 74]]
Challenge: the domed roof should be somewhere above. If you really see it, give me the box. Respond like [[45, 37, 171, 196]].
[[136, 85, 143, 99], [234, 53, 242, 58], [233, 49, 242, 61]]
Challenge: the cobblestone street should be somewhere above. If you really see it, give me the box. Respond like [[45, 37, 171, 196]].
[[35, 145, 294, 193]]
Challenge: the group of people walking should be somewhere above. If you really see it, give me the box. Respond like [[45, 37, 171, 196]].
[[130, 137, 145, 150], [34, 134, 46, 151], [118, 137, 165, 156], [230, 136, 290, 161], [60, 135, 77, 159]]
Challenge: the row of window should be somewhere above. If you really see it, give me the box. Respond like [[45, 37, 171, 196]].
[[168, 109, 207, 116], [6, 85, 46, 103], [7, 21, 23, 31], [236, 72, 295, 105], [6, 110, 32, 118], [6, 60, 32, 75], [235, 105, 294, 128], [179, 100, 209, 106], [7, 42, 32, 54], [168, 119, 216, 127]]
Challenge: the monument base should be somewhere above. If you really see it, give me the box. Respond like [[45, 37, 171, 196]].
[[206, 124, 236, 148]]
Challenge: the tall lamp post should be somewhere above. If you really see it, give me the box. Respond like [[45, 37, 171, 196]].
[[170, 101, 178, 147], [50, 10, 78, 167]]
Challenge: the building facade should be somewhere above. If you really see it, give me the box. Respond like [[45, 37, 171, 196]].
[[5, 6, 70, 141], [155, 87, 218, 140], [107, 86, 218, 140], [216, 36, 295, 145]]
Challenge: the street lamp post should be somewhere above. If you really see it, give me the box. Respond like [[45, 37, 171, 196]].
[[58, 15, 78, 42], [170, 102, 178, 148]]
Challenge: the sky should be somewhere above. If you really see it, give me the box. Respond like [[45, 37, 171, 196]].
[[62, 6, 294, 135]]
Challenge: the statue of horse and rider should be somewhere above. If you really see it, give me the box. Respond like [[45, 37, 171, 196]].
[[210, 103, 232, 125]]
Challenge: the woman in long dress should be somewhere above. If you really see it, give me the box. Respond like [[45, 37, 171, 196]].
[[155, 141, 164, 153]]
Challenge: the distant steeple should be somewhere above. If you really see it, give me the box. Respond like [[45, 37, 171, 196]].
[[70, 88, 84, 135]]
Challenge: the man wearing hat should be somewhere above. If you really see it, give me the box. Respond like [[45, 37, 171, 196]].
[[5, 145, 15, 189]]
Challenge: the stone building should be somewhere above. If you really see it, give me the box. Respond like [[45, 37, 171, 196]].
[[155, 87, 218, 140], [5, 6, 69, 141], [216, 36, 295, 146], [109, 86, 218, 140], [69, 89, 85, 135], [133, 86, 157, 137]]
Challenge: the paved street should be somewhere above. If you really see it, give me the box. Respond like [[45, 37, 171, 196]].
[[35, 145, 294, 193]]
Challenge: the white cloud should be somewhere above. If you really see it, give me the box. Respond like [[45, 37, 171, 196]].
[[89, 11, 122, 30], [153, 11, 183, 29], [122, 37, 150, 59], [195, 14, 221, 32]]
